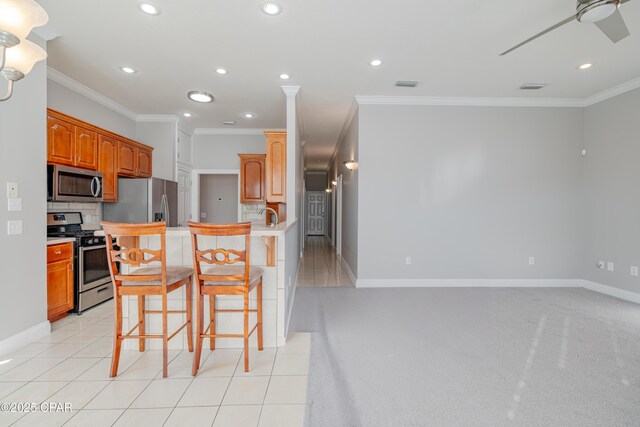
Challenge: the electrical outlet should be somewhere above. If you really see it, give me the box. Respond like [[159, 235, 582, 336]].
[[405, 257, 411, 265], [6, 182, 18, 198], [607, 262, 614, 272], [7, 220, 22, 235], [597, 260, 605, 269], [200, 212, 207, 219], [631, 266, 638, 277], [529, 256, 535, 265]]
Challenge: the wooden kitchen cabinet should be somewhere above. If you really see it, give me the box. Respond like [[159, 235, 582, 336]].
[[74, 126, 98, 170], [138, 146, 153, 178], [47, 116, 75, 167], [118, 141, 153, 178], [47, 242, 74, 323], [265, 131, 286, 203], [98, 135, 119, 202], [47, 113, 98, 171], [117, 141, 137, 176], [239, 154, 266, 203], [47, 109, 153, 183]]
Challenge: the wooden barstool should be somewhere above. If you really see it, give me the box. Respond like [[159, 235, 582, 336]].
[[188, 221, 264, 375], [101, 221, 194, 378]]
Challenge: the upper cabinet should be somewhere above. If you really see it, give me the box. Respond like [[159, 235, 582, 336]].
[[239, 154, 266, 203], [98, 135, 119, 203], [265, 131, 287, 203], [74, 126, 98, 170], [47, 115, 98, 171], [47, 109, 154, 202], [118, 140, 152, 178], [117, 141, 136, 176]]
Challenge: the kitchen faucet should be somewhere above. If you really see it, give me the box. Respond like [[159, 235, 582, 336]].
[[258, 208, 278, 227]]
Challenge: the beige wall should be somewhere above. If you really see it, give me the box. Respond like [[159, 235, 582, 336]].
[[199, 174, 238, 224], [0, 35, 48, 347], [582, 88, 640, 293]]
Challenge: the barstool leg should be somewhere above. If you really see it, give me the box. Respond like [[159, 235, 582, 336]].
[[257, 279, 263, 351], [192, 289, 204, 376], [243, 290, 250, 372], [209, 295, 216, 350], [186, 279, 193, 352], [110, 293, 123, 377], [138, 295, 145, 352], [162, 293, 169, 378]]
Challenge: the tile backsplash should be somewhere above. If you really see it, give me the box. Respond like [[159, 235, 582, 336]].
[[241, 203, 266, 224], [47, 202, 102, 229]]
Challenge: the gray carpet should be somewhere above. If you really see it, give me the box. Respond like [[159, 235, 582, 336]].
[[289, 287, 640, 427]]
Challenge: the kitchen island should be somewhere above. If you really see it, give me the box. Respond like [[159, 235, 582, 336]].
[[97, 220, 298, 350]]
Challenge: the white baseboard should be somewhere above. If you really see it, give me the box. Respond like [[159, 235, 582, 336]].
[[355, 278, 583, 288], [340, 257, 357, 286], [581, 280, 640, 304], [0, 321, 51, 357], [283, 256, 301, 344]]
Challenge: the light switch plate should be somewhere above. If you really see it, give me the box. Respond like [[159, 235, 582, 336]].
[[7, 220, 22, 235], [8, 198, 22, 212], [6, 183, 18, 198], [631, 266, 638, 277], [607, 261, 614, 272]]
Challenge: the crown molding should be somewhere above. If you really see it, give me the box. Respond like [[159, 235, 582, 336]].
[[32, 24, 61, 41], [137, 114, 179, 123], [355, 95, 584, 108], [193, 128, 267, 135], [582, 76, 640, 107], [47, 67, 138, 121], [281, 85, 300, 97]]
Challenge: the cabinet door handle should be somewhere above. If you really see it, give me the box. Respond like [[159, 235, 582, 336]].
[[55, 250, 62, 255]]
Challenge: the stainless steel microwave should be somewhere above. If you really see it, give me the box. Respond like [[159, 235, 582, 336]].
[[47, 165, 103, 202]]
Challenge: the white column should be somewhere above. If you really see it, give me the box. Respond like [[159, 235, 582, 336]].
[[281, 85, 300, 221]]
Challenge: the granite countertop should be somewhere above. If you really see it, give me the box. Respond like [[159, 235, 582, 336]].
[[47, 237, 76, 246], [94, 219, 297, 237]]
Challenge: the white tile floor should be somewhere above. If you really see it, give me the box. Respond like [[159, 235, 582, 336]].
[[0, 301, 310, 427], [297, 237, 354, 287]]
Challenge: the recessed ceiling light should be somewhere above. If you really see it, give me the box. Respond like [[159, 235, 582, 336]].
[[578, 63, 593, 70], [215, 68, 228, 75], [120, 66, 136, 74], [243, 113, 255, 119], [262, 2, 282, 15], [188, 91, 214, 103], [222, 121, 236, 125], [139, 2, 160, 15], [183, 113, 192, 118], [369, 59, 383, 67], [279, 73, 290, 80]]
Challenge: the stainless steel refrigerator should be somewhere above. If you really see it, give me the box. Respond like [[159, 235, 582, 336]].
[[103, 177, 178, 226]]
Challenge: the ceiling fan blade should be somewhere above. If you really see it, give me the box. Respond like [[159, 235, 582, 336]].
[[500, 15, 576, 56], [594, 9, 630, 42]]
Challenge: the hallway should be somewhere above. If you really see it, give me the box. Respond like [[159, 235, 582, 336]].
[[297, 237, 354, 287]]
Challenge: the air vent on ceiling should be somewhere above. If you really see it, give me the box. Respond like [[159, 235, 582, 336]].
[[395, 80, 418, 87], [520, 83, 547, 90], [222, 121, 236, 125]]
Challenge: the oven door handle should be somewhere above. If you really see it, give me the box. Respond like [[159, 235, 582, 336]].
[[81, 244, 106, 251]]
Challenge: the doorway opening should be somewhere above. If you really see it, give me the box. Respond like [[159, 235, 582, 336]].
[[192, 169, 241, 224]]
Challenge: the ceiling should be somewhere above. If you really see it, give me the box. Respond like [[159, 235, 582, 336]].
[[38, 0, 640, 171]]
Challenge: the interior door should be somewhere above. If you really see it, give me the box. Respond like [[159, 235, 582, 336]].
[[307, 192, 326, 236]]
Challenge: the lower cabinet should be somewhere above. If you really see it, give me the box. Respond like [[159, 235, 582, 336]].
[[47, 242, 74, 322]]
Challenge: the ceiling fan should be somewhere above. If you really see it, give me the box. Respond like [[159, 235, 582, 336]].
[[500, 0, 634, 55]]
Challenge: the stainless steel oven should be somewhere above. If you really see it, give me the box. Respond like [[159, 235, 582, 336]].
[[77, 237, 114, 313], [47, 212, 114, 314]]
